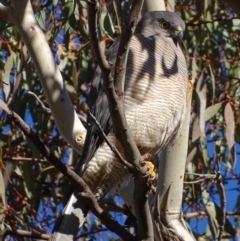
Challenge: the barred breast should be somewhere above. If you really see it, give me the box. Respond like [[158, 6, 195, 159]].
[[82, 34, 188, 199], [124, 34, 188, 153]]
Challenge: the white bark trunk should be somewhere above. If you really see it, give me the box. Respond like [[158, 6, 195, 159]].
[[7, 0, 86, 154]]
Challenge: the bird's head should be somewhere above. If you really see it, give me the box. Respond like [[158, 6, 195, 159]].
[[135, 11, 185, 43]]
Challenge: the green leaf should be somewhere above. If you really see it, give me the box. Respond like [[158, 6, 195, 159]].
[[200, 137, 209, 167], [3, 53, 14, 100], [196, 69, 207, 136], [100, 8, 115, 37], [72, 65, 78, 88], [224, 103, 236, 167], [22, 163, 35, 202], [204, 103, 222, 121], [205, 201, 218, 239], [63, 1, 75, 20], [208, 64, 215, 102], [36, 7, 46, 29], [104, 13, 115, 36]]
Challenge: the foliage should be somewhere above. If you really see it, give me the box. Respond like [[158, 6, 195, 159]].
[[0, 0, 239, 240]]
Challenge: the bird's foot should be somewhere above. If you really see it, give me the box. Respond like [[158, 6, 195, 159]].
[[142, 154, 156, 180]]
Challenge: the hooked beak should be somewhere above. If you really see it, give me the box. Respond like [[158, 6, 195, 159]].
[[175, 26, 184, 41], [171, 26, 184, 46]]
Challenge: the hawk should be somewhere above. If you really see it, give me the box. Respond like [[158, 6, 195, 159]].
[[53, 10, 188, 239], [77, 10, 187, 199]]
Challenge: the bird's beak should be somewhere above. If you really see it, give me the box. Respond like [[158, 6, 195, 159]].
[[170, 26, 184, 46], [174, 26, 184, 41]]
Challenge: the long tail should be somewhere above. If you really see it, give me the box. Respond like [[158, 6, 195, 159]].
[[50, 192, 87, 241]]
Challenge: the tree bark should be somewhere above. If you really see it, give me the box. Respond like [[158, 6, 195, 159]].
[[4, 0, 86, 154]]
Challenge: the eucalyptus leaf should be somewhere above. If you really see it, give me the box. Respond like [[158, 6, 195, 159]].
[[204, 102, 222, 121]]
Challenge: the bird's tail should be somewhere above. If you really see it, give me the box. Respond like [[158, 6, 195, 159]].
[[50, 192, 87, 241]]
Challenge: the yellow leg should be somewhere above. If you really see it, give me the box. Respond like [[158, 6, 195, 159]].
[[144, 161, 156, 179]]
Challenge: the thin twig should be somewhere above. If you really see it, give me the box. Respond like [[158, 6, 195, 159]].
[[2, 156, 46, 163], [28, 91, 87, 126], [0, 229, 50, 241], [184, 173, 217, 184], [216, 156, 226, 241], [185, 173, 217, 177], [185, 211, 240, 219], [28, 91, 51, 113], [184, 179, 210, 184], [88, 109, 135, 171], [87, 0, 111, 71], [186, 16, 240, 26]]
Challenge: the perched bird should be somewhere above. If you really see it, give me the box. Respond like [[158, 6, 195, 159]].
[[52, 11, 188, 240]]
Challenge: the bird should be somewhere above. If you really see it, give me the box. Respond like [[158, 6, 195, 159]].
[[76, 10, 188, 199], [52, 10, 188, 240]]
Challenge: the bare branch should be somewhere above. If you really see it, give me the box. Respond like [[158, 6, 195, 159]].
[[0, 229, 50, 240], [184, 211, 240, 220], [186, 16, 240, 26], [7, 110, 135, 241], [144, 0, 166, 12], [184, 173, 217, 184], [27, 91, 51, 113], [2, 157, 46, 164], [88, 109, 135, 171]]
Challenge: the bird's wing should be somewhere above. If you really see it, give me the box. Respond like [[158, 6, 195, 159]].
[[75, 40, 120, 174]]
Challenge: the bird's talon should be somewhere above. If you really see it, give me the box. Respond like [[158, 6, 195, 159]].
[[144, 160, 156, 180]]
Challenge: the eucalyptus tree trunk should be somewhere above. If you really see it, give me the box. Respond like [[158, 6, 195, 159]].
[[0, 0, 87, 154]]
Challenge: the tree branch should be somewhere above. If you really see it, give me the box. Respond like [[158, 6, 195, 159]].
[[88, 0, 146, 175], [2, 156, 47, 164], [0, 229, 50, 241], [6, 0, 86, 154], [27, 91, 51, 113], [88, 109, 135, 171], [4, 109, 135, 241], [88, 1, 155, 240]]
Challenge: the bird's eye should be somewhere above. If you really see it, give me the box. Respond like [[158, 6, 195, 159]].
[[160, 21, 170, 29]]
